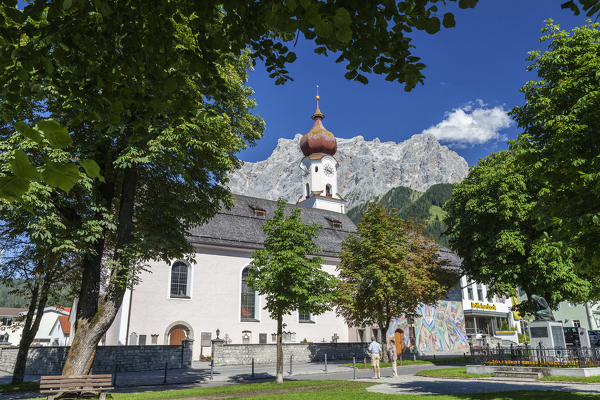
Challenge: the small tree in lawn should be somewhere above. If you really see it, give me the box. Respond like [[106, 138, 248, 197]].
[[336, 203, 453, 362], [246, 198, 338, 384]]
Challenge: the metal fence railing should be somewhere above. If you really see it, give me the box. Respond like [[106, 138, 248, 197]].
[[470, 343, 600, 368]]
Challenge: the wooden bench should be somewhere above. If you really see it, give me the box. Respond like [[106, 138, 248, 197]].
[[40, 374, 113, 400]]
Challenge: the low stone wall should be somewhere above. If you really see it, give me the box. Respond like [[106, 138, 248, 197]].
[[211, 341, 369, 366], [0, 340, 193, 375]]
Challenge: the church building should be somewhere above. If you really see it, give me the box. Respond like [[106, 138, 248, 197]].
[[103, 96, 358, 361]]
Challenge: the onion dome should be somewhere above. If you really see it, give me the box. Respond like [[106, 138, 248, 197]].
[[299, 94, 337, 157]]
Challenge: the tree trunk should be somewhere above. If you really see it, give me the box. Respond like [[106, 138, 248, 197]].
[[62, 167, 137, 375], [380, 317, 391, 363], [12, 271, 51, 384], [276, 314, 283, 384]]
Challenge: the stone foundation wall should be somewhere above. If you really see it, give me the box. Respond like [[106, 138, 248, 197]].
[[211, 340, 369, 366], [0, 339, 193, 375]]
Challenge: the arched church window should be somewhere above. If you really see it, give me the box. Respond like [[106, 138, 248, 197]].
[[325, 184, 332, 197], [305, 183, 310, 198], [170, 261, 190, 298], [241, 267, 258, 321], [315, 166, 318, 172]]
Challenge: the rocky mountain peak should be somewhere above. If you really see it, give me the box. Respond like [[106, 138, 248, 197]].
[[227, 133, 468, 209]]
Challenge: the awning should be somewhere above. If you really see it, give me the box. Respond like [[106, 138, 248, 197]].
[[464, 309, 510, 318]]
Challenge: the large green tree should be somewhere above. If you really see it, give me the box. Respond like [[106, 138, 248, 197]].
[[0, 0, 484, 374], [511, 21, 600, 277], [246, 199, 338, 384], [336, 203, 452, 361], [444, 150, 596, 313], [1, 1, 264, 374], [0, 180, 82, 383]]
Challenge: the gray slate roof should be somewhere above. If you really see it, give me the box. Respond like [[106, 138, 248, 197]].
[[188, 194, 357, 258], [188, 194, 463, 272]]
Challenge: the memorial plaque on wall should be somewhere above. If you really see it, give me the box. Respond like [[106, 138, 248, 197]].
[[201, 332, 212, 347], [530, 326, 548, 338], [551, 326, 566, 348]]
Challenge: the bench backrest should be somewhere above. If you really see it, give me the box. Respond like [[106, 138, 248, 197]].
[[40, 374, 113, 392]]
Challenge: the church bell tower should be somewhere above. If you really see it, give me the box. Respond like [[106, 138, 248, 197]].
[[297, 90, 345, 214]]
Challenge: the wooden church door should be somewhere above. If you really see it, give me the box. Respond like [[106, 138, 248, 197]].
[[169, 328, 186, 345]]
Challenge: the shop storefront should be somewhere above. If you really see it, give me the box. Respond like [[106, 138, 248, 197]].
[[460, 277, 521, 335]]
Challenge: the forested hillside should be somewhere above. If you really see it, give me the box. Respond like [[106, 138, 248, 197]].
[[347, 183, 454, 247], [0, 281, 28, 308], [0, 280, 74, 309]]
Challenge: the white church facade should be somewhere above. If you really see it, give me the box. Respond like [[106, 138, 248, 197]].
[[103, 97, 358, 361]]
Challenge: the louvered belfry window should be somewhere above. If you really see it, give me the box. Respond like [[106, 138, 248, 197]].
[[170, 261, 189, 298]]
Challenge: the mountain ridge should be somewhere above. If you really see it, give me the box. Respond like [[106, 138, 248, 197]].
[[228, 133, 468, 209]]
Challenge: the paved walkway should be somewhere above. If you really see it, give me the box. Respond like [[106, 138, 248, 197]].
[[4, 362, 600, 399], [366, 375, 600, 396], [0, 362, 445, 399]]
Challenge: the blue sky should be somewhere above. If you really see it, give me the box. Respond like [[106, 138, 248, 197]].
[[239, 1, 588, 166]]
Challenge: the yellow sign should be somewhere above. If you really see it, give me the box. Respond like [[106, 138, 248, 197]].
[[471, 302, 496, 310], [511, 296, 522, 320]]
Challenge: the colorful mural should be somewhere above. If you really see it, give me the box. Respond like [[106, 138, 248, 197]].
[[387, 300, 468, 354]]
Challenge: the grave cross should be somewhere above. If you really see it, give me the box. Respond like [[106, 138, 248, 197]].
[[331, 333, 339, 343]]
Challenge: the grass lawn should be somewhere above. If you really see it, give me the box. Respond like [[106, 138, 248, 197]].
[[0, 380, 39, 393], [417, 367, 493, 378], [345, 356, 471, 369], [21, 379, 600, 399], [540, 375, 600, 383]]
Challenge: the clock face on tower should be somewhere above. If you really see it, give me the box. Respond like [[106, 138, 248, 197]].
[[323, 164, 334, 176]]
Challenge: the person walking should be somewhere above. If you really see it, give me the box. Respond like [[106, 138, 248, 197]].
[[388, 338, 398, 377], [368, 336, 382, 379]]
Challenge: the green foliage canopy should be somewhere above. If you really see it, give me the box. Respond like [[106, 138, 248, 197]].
[[511, 21, 600, 276], [337, 203, 451, 344], [444, 151, 595, 312], [246, 199, 338, 320]]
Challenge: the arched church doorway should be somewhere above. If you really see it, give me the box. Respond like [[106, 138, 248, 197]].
[[169, 327, 187, 345], [164, 321, 193, 345]]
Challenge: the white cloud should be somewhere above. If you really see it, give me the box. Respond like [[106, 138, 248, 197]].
[[422, 100, 512, 145]]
